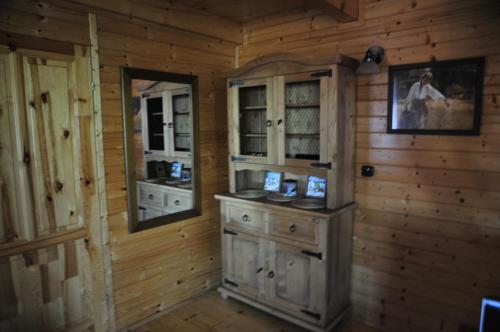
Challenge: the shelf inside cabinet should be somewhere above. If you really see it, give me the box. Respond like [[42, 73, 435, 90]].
[[285, 104, 320, 108], [240, 105, 266, 111], [285, 133, 319, 138]]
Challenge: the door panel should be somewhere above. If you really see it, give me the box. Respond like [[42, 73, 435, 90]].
[[0, 53, 21, 243], [276, 72, 330, 168], [267, 241, 324, 322], [0, 239, 88, 331], [23, 57, 82, 237], [222, 229, 265, 299], [229, 77, 274, 164]]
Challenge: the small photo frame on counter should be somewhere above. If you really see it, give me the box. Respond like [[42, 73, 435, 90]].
[[306, 176, 326, 199], [264, 171, 282, 192], [171, 162, 183, 178], [282, 179, 298, 197]]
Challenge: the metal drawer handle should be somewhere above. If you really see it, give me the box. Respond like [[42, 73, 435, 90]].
[[242, 214, 250, 222], [268, 271, 274, 279], [256, 267, 263, 274], [289, 224, 296, 233], [277, 119, 283, 125], [174, 200, 180, 205], [148, 194, 154, 199], [266, 120, 272, 127]]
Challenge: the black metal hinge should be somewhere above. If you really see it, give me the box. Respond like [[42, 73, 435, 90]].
[[231, 155, 246, 162], [310, 162, 331, 169], [224, 278, 239, 287], [301, 250, 322, 260], [300, 309, 321, 320], [229, 80, 244, 88], [311, 70, 332, 78], [223, 228, 238, 236]]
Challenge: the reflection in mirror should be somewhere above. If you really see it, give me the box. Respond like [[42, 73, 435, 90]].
[[122, 69, 200, 233]]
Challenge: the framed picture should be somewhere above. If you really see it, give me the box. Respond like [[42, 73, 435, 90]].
[[387, 57, 484, 135]]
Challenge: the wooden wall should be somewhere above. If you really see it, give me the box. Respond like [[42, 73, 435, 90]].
[[0, 0, 238, 329], [238, 0, 500, 331], [95, 13, 233, 330]]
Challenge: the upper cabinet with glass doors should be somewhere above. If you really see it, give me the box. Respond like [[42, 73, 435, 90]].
[[227, 54, 357, 209], [141, 82, 192, 160], [228, 55, 356, 170]]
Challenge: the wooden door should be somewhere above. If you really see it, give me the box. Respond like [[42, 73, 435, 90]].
[[22, 55, 83, 237], [0, 51, 30, 244], [228, 77, 275, 165], [221, 228, 266, 300], [276, 71, 330, 169], [0, 47, 107, 331], [267, 241, 325, 323]]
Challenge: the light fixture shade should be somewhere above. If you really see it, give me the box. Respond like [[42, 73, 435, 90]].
[[356, 46, 385, 75], [356, 61, 380, 74]]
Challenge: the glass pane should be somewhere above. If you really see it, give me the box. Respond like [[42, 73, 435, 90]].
[[285, 80, 320, 160], [172, 94, 191, 152], [146, 97, 164, 151], [239, 85, 267, 157]]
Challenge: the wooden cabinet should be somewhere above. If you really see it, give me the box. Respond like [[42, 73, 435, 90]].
[[227, 55, 356, 210], [217, 196, 354, 332], [136, 181, 192, 221], [219, 54, 357, 332]]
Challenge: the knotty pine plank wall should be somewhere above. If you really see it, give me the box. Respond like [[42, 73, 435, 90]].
[[96, 14, 232, 327], [239, 0, 500, 331], [1, 0, 237, 329]]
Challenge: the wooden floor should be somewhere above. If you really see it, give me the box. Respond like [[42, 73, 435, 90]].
[[132, 291, 381, 332]]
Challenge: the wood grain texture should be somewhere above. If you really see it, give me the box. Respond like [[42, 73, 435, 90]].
[[91, 7, 233, 330], [132, 291, 382, 332], [238, 0, 500, 331]]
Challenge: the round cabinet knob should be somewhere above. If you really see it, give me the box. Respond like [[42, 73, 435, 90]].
[[266, 120, 272, 127], [148, 194, 154, 199], [289, 224, 296, 233], [174, 200, 180, 206], [167, 122, 173, 128], [268, 271, 274, 279], [242, 214, 250, 222]]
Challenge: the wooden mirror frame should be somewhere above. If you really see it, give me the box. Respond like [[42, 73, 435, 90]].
[[121, 67, 201, 233]]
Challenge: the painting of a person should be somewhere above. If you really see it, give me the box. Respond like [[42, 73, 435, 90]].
[[398, 71, 448, 129]]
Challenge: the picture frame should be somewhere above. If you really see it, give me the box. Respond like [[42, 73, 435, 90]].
[[387, 57, 484, 135]]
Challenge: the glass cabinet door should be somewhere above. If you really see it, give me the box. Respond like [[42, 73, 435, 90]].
[[229, 77, 274, 164], [276, 73, 328, 168], [143, 91, 167, 154], [168, 89, 192, 159]]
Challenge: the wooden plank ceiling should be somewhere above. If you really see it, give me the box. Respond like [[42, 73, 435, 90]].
[[173, 0, 358, 23]]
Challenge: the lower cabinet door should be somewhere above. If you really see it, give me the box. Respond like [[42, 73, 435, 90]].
[[222, 229, 266, 299], [138, 206, 163, 221], [267, 241, 325, 323]]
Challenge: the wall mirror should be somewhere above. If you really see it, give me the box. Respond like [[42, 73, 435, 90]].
[[121, 68, 200, 233]]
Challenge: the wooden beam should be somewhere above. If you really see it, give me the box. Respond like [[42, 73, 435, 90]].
[[308, 0, 359, 22]]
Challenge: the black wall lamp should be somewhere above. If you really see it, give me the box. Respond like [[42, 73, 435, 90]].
[[356, 46, 385, 75]]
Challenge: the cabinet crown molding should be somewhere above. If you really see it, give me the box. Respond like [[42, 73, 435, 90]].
[[230, 53, 359, 79]]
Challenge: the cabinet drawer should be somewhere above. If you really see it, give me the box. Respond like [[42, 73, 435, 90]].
[[269, 213, 321, 245], [166, 192, 191, 210], [138, 186, 165, 208], [226, 205, 265, 232]]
